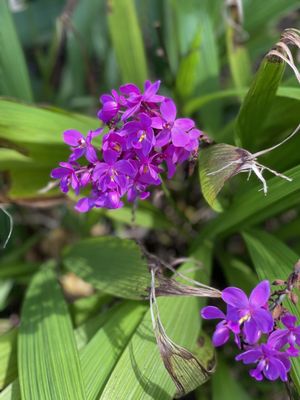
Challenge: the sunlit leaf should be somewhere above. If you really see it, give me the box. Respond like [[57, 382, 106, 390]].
[[0, 329, 17, 390]]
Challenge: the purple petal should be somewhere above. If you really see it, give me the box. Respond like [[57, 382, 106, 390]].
[[243, 318, 261, 344], [249, 368, 263, 381], [151, 117, 163, 129], [160, 99, 176, 123], [268, 329, 288, 350], [69, 147, 85, 161], [201, 306, 225, 320], [115, 160, 136, 177], [63, 130, 83, 146], [252, 309, 274, 333], [281, 313, 297, 329], [249, 280, 270, 308], [174, 118, 195, 131], [144, 80, 160, 100], [235, 349, 262, 364], [265, 358, 285, 381], [120, 83, 140, 95], [75, 197, 94, 213], [51, 167, 69, 178], [212, 324, 230, 347], [222, 287, 248, 308], [155, 129, 171, 147], [171, 129, 190, 147]]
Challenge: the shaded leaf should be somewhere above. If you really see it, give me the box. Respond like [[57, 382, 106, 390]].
[[0, 329, 17, 390], [19, 263, 86, 400], [63, 237, 149, 300]]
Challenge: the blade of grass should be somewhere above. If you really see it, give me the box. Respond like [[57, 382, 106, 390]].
[[107, 0, 148, 86], [0, 1, 33, 101], [18, 262, 86, 400]]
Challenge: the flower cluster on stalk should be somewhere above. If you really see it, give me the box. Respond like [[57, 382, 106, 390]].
[[201, 279, 300, 382], [51, 80, 203, 212]]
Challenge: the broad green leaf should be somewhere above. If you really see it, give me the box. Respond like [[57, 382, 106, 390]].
[[0, 379, 20, 400], [235, 56, 285, 150], [0, 329, 17, 390], [242, 230, 300, 392], [99, 242, 213, 399], [19, 264, 86, 400], [212, 357, 251, 400], [107, 0, 148, 87], [81, 302, 147, 400], [193, 164, 300, 244], [63, 237, 149, 300], [0, 1, 33, 101], [0, 262, 38, 281]]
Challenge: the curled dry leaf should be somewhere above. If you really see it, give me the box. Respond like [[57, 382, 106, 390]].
[[150, 269, 216, 398]]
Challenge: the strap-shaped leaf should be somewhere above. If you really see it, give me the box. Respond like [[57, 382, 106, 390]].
[[63, 237, 149, 300], [242, 230, 300, 392], [18, 263, 86, 400], [80, 302, 147, 400], [235, 55, 285, 150], [0, 329, 17, 389], [107, 0, 148, 87], [99, 242, 214, 399], [0, 0, 33, 101]]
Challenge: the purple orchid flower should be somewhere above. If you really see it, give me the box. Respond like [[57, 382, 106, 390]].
[[201, 306, 240, 347], [268, 313, 300, 356], [152, 99, 201, 151], [98, 89, 126, 123], [222, 280, 274, 344], [124, 113, 155, 155], [63, 129, 101, 163], [50, 162, 80, 194], [120, 80, 164, 120], [92, 150, 136, 192], [236, 342, 291, 382]]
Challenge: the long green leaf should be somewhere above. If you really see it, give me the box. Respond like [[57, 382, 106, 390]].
[[0, 379, 20, 400], [81, 302, 147, 400], [0, 1, 33, 101], [99, 242, 213, 399], [63, 236, 149, 300], [18, 264, 86, 400], [107, 0, 148, 86], [235, 56, 285, 150], [0, 329, 17, 390], [242, 230, 300, 392]]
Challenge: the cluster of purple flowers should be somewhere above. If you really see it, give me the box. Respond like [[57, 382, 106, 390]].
[[51, 80, 202, 212], [201, 280, 300, 382]]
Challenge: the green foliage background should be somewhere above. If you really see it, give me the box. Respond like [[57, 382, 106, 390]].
[[0, 0, 299, 399]]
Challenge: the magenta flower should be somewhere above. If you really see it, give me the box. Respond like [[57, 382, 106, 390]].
[[268, 313, 300, 356], [152, 99, 201, 150], [51, 80, 202, 212], [222, 280, 274, 344], [236, 343, 291, 382], [63, 129, 100, 163], [50, 162, 80, 194], [201, 306, 240, 347]]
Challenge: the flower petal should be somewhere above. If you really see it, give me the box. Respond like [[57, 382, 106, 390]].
[[160, 99, 176, 123], [252, 308, 274, 333], [174, 118, 195, 130], [221, 287, 248, 308], [243, 318, 261, 344], [235, 349, 262, 364], [201, 306, 225, 320], [212, 325, 229, 347], [249, 280, 270, 308], [281, 313, 297, 329], [63, 130, 83, 146]]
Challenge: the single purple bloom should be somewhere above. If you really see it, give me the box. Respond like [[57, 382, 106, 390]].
[[64, 129, 100, 163], [152, 99, 200, 150], [268, 313, 300, 356], [120, 80, 164, 120], [236, 343, 291, 382], [98, 89, 126, 123], [135, 152, 162, 185], [93, 151, 136, 192], [222, 280, 274, 344], [51, 162, 80, 195], [201, 306, 240, 347], [102, 131, 125, 160], [124, 113, 155, 155]]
